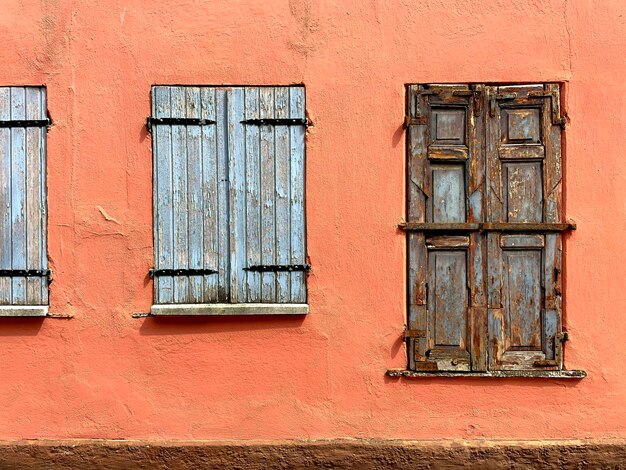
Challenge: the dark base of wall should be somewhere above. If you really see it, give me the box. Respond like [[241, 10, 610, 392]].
[[0, 439, 624, 469]]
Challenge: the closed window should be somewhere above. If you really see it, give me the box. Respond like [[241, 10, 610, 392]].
[[403, 83, 576, 373], [149, 86, 308, 315], [0, 86, 49, 316]]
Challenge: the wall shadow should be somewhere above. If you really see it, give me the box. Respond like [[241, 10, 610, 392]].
[[0, 317, 45, 336], [138, 314, 307, 336]]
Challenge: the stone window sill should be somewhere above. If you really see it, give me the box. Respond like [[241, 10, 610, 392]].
[[0, 306, 49, 317], [386, 368, 586, 379], [150, 303, 309, 316]]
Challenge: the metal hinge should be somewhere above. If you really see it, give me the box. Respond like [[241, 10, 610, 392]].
[[149, 268, 218, 277], [240, 118, 308, 126], [0, 269, 52, 284], [403, 329, 426, 339], [0, 119, 51, 129], [146, 117, 216, 132], [243, 264, 311, 273]]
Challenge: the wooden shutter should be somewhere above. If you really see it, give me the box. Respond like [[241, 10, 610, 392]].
[[486, 84, 564, 370], [152, 86, 225, 303], [0, 86, 49, 306], [239, 86, 307, 303], [406, 85, 486, 371], [151, 86, 307, 305]]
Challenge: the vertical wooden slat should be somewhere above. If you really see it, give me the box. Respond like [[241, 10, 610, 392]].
[[259, 88, 276, 302], [39, 88, 48, 305], [186, 87, 203, 302], [10, 87, 27, 305], [215, 89, 230, 302], [244, 87, 262, 302], [228, 87, 246, 303], [25, 87, 45, 304], [170, 87, 189, 303], [200, 87, 219, 302], [289, 86, 306, 303], [274, 87, 291, 302], [153, 86, 174, 303], [0, 88, 11, 304]]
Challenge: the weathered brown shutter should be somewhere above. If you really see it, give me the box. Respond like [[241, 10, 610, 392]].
[[406, 85, 486, 371], [485, 84, 565, 370]]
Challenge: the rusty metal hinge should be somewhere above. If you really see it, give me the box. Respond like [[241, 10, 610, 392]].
[[403, 329, 426, 339], [403, 116, 427, 128]]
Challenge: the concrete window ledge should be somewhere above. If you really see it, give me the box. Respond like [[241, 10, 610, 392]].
[[150, 303, 309, 316], [0, 306, 49, 317], [386, 369, 587, 379]]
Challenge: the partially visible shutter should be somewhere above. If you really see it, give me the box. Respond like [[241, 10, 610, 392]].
[[151, 86, 307, 305], [0, 86, 48, 306], [486, 84, 564, 370], [406, 85, 486, 371]]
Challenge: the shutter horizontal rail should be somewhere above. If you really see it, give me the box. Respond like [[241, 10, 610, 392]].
[[240, 118, 308, 126], [149, 268, 218, 277], [400, 223, 480, 232], [400, 222, 576, 232], [0, 119, 50, 128], [146, 117, 216, 131], [480, 222, 576, 232], [243, 264, 311, 273]]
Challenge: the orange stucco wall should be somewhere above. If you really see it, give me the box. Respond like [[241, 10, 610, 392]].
[[0, 0, 624, 441]]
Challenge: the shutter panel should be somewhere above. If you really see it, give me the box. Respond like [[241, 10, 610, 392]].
[[152, 86, 307, 305], [0, 86, 48, 306], [406, 85, 486, 371], [486, 84, 564, 370], [238, 86, 307, 303], [152, 86, 225, 303]]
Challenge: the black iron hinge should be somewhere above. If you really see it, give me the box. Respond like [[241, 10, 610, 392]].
[[243, 264, 311, 273], [149, 268, 218, 277], [0, 269, 52, 283], [0, 119, 51, 129], [240, 118, 308, 126], [146, 117, 216, 132]]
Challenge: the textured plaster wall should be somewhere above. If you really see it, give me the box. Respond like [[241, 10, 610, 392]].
[[0, 0, 624, 440]]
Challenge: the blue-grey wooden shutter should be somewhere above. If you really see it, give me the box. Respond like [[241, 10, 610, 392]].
[[239, 86, 307, 304], [0, 86, 49, 306], [405, 84, 486, 371], [486, 84, 564, 370], [151, 86, 306, 305]]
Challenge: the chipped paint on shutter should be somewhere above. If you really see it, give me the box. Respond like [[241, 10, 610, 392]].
[[0, 86, 48, 306], [486, 84, 564, 370], [406, 85, 486, 371]]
